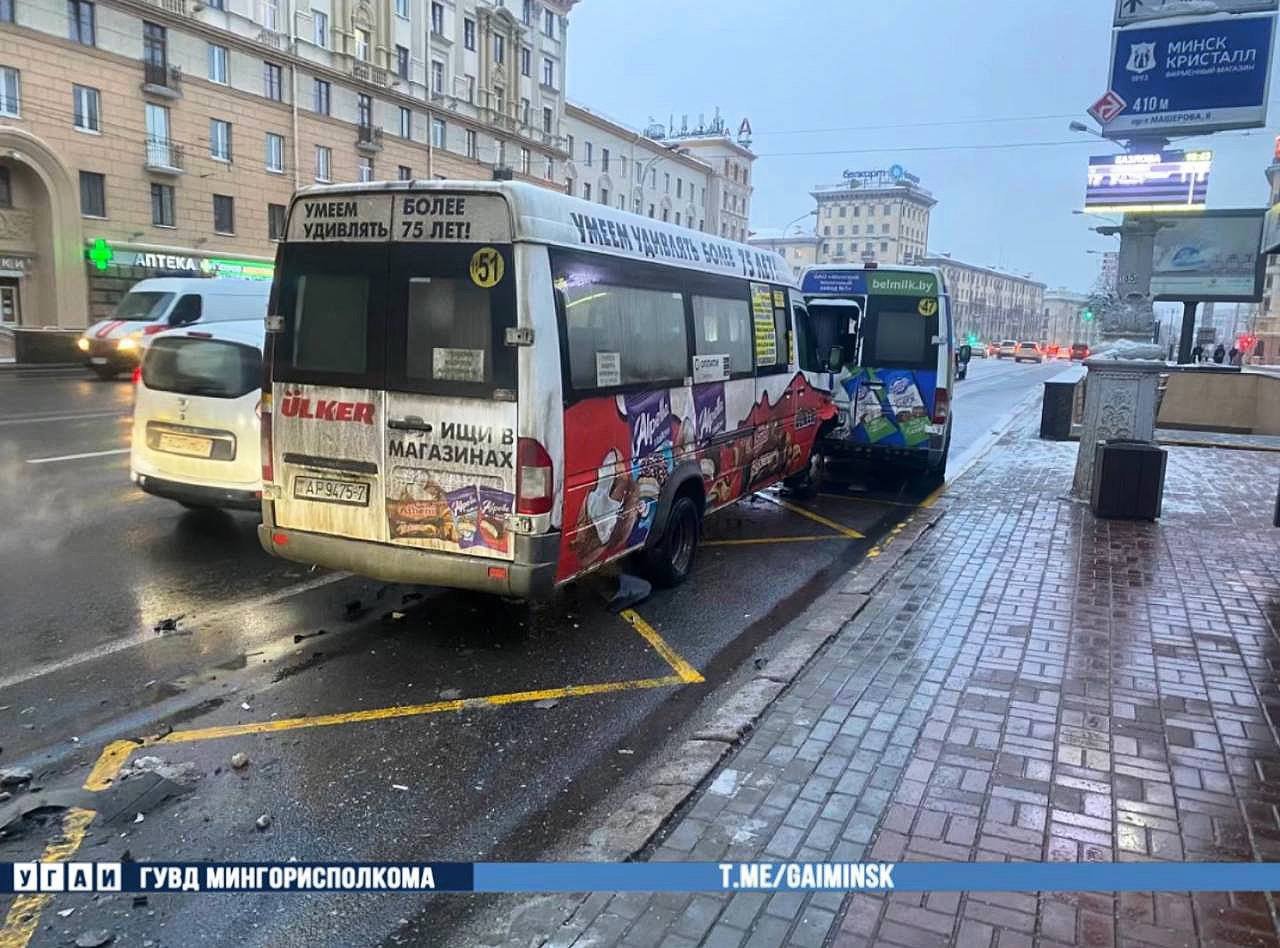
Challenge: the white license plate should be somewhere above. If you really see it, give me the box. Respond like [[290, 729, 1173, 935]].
[[157, 432, 213, 458], [90, 357, 107, 365], [293, 475, 370, 507]]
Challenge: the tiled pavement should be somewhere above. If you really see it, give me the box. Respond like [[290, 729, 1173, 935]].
[[512, 416, 1280, 948]]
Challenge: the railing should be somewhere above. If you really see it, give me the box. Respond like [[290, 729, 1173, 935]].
[[142, 61, 182, 91], [257, 28, 286, 50], [144, 138, 183, 171], [356, 124, 382, 149], [141, 0, 186, 14], [351, 62, 389, 87]]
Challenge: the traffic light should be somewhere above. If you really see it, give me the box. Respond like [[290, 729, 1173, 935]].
[[966, 332, 979, 346], [1080, 307, 1095, 322]]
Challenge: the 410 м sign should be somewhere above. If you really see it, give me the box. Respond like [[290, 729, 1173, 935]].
[[1103, 13, 1275, 137]]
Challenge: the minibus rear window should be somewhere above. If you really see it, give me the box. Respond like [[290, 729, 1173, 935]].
[[867, 300, 936, 369], [292, 273, 370, 374]]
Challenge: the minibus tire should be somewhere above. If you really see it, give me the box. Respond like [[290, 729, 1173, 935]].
[[642, 495, 700, 588]]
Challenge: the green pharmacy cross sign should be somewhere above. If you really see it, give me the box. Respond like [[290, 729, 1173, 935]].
[[88, 238, 114, 271]]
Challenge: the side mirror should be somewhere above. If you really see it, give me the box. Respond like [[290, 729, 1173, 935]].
[[958, 345, 972, 363], [826, 345, 844, 372]]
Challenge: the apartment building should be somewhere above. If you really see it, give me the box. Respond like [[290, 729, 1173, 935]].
[[561, 103, 713, 230], [811, 168, 935, 267], [1043, 288, 1094, 348], [919, 254, 1046, 344], [0, 0, 574, 329]]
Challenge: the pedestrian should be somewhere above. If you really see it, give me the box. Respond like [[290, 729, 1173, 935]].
[[1213, 343, 1226, 364], [1191, 343, 1203, 363], [1229, 346, 1241, 366]]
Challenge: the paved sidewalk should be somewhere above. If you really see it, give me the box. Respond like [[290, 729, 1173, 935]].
[[516, 415, 1280, 948]]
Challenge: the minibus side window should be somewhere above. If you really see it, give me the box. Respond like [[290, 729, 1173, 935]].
[[691, 294, 752, 378]]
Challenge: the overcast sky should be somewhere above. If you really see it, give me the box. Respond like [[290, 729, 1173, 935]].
[[565, 0, 1280, 293]]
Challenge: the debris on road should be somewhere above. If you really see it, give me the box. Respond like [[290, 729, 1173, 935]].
[[74, 931, 113, 948], [293, 628, 327, 644], [152, 615, 184, 633], [118, 756, 200, 788], [0, 791, 10, 802], [391, 784, 409, 791], [0, 767, 32, 787], [132, 896, 148, 908], [240, 702, 252, 712], [439, 688, 462, 700], [532, 698, 559, 710], [255, 814, 271, 831], [230, 752, 249, 770], [56, 908, 75, 918], [133, 813, 144, 824]]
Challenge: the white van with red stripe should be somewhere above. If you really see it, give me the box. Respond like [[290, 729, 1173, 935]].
[[258, 181, 834, 598], [78, 277, 270, 379]]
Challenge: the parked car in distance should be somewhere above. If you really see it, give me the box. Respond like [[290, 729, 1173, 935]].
[[997, 339, 1018, 359], [1013, 342, 1043, 364], [78, 277, 271, 379], [1069, 342, 1090, 361], [130, 319, 265, 511]]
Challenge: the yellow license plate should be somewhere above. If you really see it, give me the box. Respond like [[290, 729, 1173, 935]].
[[157, 433, 214, 458]]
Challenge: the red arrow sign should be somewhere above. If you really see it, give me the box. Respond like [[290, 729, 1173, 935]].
[[1088, 90, 1127, 125]]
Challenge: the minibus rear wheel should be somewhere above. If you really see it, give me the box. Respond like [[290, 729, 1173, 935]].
[[642, 494, 701, 588]]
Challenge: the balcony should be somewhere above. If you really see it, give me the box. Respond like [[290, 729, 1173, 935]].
[[140, 0, 186, 13], [144, 138, 184, 175], [142, 62, 182, 99], [351, 62, 389, 88], [356, 124, 383, 154]]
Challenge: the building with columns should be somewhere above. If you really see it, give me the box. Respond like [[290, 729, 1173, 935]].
[[0, 0, 574, 329], [811, 169, 935, 267]]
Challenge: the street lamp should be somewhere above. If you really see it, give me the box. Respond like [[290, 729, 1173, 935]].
[[783, 209, 817, 235]]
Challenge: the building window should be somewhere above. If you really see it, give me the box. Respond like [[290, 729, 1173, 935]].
[[212, 194, 235, 234], [394, 0, 406, 16], [79, 170, 105, 217], [259, 0, 277, 30], [265, 131, 284, 172], [583, 141, 592, 166], [675, 212, 681, 226], [314, 144, 331, 181], [398, 164, 412, 180], [493, 34, 504, 63], [68, 0, 94, 46], [542, 106, 552, 134], [0, 0, 12, 23], [150, 182, 174, 227], [210, 119, 232, 161], [633, 197, 640, 213], [208, 43, 228, 83], [664, 172, 670, 193], [836, 225, 844, 236], [143, 21, 166, 71], [430, 1, 443, 34], [465, 128, 476, 158], [600, 186, 608, 205], [431, 60, 444, 94], [355, 27, 369, 61], [358, 156, 373, 182], [495, 140, 505, 167], [520, 46, 531, 77], [494, 85, 505, 115], [868, 205, 876, 216], [582, 182, 591, 200], [522, 0, 533, 24], [541, 57, 555, 88], [72, 84, 99, 132], [519, 97, 529, 125], [264, 62, 282, 101], [313, 78, 330, 114], [464, 74, 475, 102], [268, 202, 286, 239], [312, 9, 327, 46], [544, 156, 553, 179], [566, 133, 574, 157], [601, 148, 610, 172], [399, 106, 411, 138], [649, 204, 655, 218], [396, 45, 409, 80], [431, 117, 445, 148], [881, 241, 888, 252], [835, 243, 843, 255], [662, 207, 669, 222], [463, 17, 475, 49], [543, 7, 554, 37], [357, 93, 372, 127], [520, 146, 530, 175], [676, 178, 682, 198]]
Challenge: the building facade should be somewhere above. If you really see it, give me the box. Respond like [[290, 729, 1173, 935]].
[[919, 254, 1046, 344], [1042, 288, 1093, 348], [811, 169, 934, 267], [561, 103, 712, 231], [651, 110, 753, 241], [0, 0, 574, 329], [746, 233, 819, 273], [1257, 161, 1280, 361]]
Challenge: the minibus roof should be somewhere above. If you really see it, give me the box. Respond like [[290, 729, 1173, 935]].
[[287, 180, 798, 288]]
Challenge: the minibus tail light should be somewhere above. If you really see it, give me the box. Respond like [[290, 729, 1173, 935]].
[[260, 391, 274, 484], [516, 437, 554, 515], [933, 388, 950, 426]]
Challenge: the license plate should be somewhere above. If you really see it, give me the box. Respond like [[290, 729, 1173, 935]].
[[157, 432, 213, 458], [90, 357, 107, 365], [293, 475, 370, 507]]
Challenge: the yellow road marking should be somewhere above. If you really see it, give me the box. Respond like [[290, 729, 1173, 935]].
[[0, 807, 96, 948], [919, 484, 945, 508], [865, 518, 910, 558], [85, 614, 704, 791], [618, 610, 705, 684], [703, 534, 846, 548], [817, 492, 917, 509], [758, 494, 865, 539]]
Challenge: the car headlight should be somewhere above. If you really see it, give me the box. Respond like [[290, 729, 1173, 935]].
[[76, 337, 90, 351], [117, 336, 139, 352]]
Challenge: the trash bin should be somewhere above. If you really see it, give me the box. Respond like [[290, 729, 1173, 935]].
[[1090, 439, 1167, 521], [1039, 369, 1083, 441]]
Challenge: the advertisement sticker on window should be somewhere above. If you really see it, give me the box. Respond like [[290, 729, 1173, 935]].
[[595, 351, 621, 387], [433, 347, 485, 382], [751, 282, 777, 365]]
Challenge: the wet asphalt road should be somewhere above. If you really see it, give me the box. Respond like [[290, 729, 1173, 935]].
[[0, 357, 1065, 948]]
